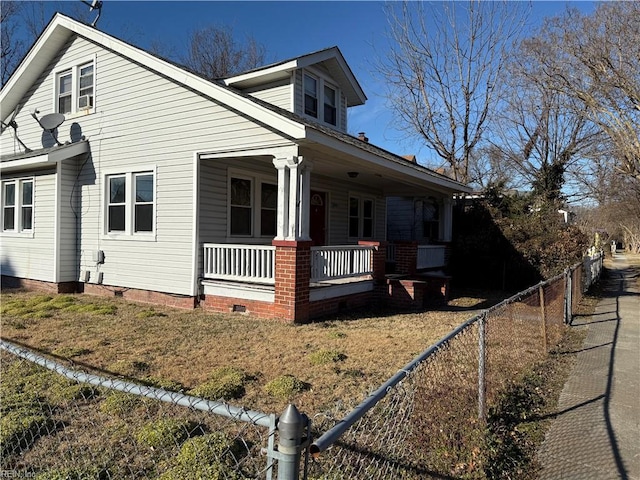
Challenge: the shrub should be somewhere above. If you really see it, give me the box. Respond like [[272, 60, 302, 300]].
[[264, 375, 307, 399], [308, 349, 347, 365], [189, 366, 248, 401]]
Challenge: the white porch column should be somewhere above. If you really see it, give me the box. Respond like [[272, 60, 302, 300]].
[[274, 156, 312, 241], [286, 157, 301, 240], [442, 197, 453, 242], [299, 159, 313, 241], [273, 158, 290, 240]]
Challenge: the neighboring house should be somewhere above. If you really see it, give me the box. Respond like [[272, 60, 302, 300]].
[[0, 14, 471, 322]]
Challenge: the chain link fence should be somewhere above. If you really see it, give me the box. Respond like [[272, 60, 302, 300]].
[[1, 253, 603, 479], [306, 253, 604, 479], [0, 340, 291, 479]]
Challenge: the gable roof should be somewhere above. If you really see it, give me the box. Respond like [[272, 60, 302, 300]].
[[0, 13, 306, 139], [1, 14, 470, 194], [222, 46, 367, 107]]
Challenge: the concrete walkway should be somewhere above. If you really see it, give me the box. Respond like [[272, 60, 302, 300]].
[[538, 253, 640, 479]]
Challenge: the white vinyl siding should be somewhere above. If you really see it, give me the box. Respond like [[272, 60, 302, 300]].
[[59, 161, 80, 281], [0, 172, 56, 282], [0, 34, 290, 296], [243, 79, 292, 110]]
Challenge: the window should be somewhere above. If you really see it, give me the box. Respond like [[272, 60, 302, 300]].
[[108, 176, 126, 232], [348, 197, 359, 238], [105, 171, 155, 236], [134, 174, 154, 232], [230, 177, 253, 236], [303, 71, 340, 126], [422, 198, 440, 241], [57, 70, 72, 114], [78, 63, 94, 109], [55, 60, 95, 115], [304, 74, 318, 118], [260, 183, 277, 237], [348, 196, 375, 239], [2, 179, 33, 233], [228, 173, 277, 238], [324, 85, 337, 126], [21, 180, 33, 230]]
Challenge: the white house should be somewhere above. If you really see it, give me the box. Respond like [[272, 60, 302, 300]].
[[0, 14, 471, 322]]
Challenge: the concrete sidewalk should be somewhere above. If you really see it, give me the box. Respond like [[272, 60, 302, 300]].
[[538, 254, 640, 479]]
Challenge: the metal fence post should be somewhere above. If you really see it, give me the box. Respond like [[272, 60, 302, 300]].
[[564, 268, 572, 324], [539, 284, 548, 352], [277, 404, 305, 480], [478, 312, 487, 422]]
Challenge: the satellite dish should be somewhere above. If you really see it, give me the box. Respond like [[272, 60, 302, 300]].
[[39, 113, 65, 131], [31, 110, 65, 146]]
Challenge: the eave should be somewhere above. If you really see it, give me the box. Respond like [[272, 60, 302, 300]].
[[0, 14, 306, 140], [223, 46, 367, 107], [0, 140, 90, 173]]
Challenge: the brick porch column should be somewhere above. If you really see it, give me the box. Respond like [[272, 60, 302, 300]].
[[358, 240, 387, 284], [395, 241, 418, 275], [273, 239, 312, 323]]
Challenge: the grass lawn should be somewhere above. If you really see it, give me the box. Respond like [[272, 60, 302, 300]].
[[0, 289, 496, 416]]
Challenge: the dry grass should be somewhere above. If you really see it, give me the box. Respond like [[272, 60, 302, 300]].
[[0, 290, 489, 415]]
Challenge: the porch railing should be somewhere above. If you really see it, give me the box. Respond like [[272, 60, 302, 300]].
[[311, 245, 374, 282], [417, 245, 446, 269], [203, 243, 275, 284]]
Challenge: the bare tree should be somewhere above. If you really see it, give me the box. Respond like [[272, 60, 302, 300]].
[[491, 35, 604, 205], [533, 3, 640, 180], [378, 1, 527, 183], [182, 25, 266, 80], [1, 1, 25, 87]]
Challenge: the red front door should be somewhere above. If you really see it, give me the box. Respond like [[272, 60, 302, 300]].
[[309, 191, 326, 246]]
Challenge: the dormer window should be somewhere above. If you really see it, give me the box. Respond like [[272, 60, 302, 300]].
[[55, 59, 95, 115], [324, 85, 337, 126], [303, 71, 340, 127], [304, 74, 318, 117]]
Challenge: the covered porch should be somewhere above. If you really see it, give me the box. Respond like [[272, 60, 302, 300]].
[[196, 141, 467, 322], [200, 240, 450, 322]]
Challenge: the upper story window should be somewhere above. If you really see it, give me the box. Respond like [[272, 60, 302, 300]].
[[2, 178, 33, 234], [104, 169, 155, 238], [303, 72, 340, 127], [324, 85, 337, 126], [55, 60, 95, 116], [304, 74, 318, 118]]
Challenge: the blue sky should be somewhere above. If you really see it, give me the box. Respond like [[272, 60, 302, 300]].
[[18, 1, 596, 163]]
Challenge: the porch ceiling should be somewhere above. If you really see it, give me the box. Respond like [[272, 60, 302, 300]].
[[300, 142, 466, 197]]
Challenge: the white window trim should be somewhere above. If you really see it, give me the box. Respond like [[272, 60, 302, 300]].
[[1, 177, 35, 238], [52, 54, 97, 119], [227, 168, 277, 241], [302, 69, 340, 127], [101, 166, 157, 241], [348, 193, 375, 240]]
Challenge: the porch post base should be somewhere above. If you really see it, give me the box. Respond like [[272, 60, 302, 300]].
[[273, 239, 312, 323]]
